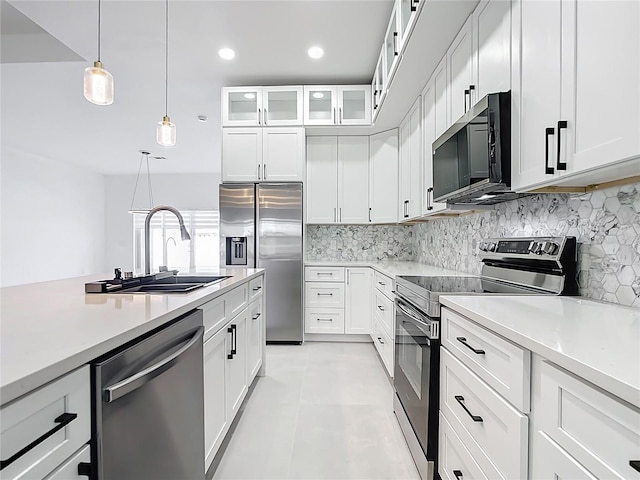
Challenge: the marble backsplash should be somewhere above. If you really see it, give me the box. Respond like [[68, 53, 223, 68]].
[[306, 225, 413, 262], [412, 182, 640, 307]]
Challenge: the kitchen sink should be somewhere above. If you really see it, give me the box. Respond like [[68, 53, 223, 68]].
[[116, 275, 231, 294]]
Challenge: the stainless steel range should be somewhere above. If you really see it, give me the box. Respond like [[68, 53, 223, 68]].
[[393, 236, 578, 480]]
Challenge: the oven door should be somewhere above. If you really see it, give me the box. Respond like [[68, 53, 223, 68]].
[[394, 296, 440, 461]]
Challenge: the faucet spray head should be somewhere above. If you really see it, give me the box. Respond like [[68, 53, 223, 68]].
[[180, 225, 191, 241]]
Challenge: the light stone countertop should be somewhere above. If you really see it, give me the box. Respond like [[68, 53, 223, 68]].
[[440, 295, 640, 409], [0, 268, 264, 406], [304, 260, 468, 278]]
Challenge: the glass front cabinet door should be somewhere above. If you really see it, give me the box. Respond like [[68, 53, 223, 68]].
[[338, 86, 372, 125], [223, 86, 303, 126], [262, 86, 303, 126], [304, 86, 337, 125], [222, 87, 262, 126]]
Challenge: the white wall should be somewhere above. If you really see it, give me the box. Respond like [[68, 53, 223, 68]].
[[1, 148, 106, 286], [104, 173, 220, 272]]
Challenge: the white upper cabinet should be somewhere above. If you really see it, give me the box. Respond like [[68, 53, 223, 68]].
[[398, 96, 423, 221], [372, 50, 385, 121], [370, 129, 399, 224], [303, 86, 371, 126], [398, 0, 421, 52], [383, 3, 401, 87], [222, 86, 303, 126], [306, 137, 338, 224], [472, 0, 511, 102], [511, 0, 639, 191], [422, 65, 453, 216], [222, 127, 304, 182], [433, 56, 449, 139], [447, 16, 475, 124], [306, 136, 369, 224]]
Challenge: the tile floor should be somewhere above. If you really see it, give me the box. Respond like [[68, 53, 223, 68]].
[[212, 342, 420, 480]]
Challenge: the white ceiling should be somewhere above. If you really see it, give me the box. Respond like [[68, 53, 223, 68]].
[[1, 0, 393, 175]]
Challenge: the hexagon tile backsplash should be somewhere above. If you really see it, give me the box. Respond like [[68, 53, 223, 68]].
[[413, 182, 640, 307], [306, 225, 413, 262]]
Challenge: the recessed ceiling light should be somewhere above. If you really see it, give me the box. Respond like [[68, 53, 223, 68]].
[[244, 93, 256, 99], [307, 46, 324, 59], [312, 92, 324, 99], [218, 48, 235, 60]]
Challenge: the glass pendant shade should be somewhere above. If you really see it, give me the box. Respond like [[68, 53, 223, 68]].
[[157, 116, 176, 146], [83, 61, 114, 105]]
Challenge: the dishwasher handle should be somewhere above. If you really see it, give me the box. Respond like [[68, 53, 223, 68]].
[[103, 326, 204, 403]]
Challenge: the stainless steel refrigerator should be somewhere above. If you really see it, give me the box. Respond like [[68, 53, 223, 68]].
[[219, 183, 303, 343]]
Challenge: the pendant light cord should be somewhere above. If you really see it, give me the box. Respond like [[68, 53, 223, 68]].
[[147, 154, 155, 207], [164, 0, 169, 117], [97, 0, 101, 61], [129, 152, 155, 212]]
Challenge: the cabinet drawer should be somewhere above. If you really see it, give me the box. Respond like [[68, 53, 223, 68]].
[[531, 431, 597, 480], [439, 412, 489, 480], [226, 283, 248, 320], [374, 289, 394, 337], [538, 360, 640, 480], [441, 307, 531, 412], [440, 348, 528, 480], [248, 275, 263, 302], [305, 266, 345, 282], [374, 271, 394, 298], [305, 282, 345, 307], [200, 296, 226, 341], [372, 316, 393, 377], [305, 308, 345, 334], [0, 366, 90, 480], [43, 444, 90, 480]]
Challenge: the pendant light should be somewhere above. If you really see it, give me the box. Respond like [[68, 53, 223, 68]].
[[128, 151, 155, 214], [83, 0, 114, 105], [157, 0, 176, 146]]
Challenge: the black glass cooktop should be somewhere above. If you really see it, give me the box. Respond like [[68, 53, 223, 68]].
[[400, 275, 542, 294]]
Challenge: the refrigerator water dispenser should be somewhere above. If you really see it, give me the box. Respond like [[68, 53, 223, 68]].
[[226, 237, 247, 265]]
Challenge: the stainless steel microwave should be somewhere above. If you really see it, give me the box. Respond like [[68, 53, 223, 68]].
[[432, 91, 519, 205]]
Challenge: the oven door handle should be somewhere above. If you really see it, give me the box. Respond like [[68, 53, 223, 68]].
[[396, 301, 423, 322]]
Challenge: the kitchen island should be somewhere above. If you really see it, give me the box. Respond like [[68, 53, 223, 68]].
[[0, 268, 264, 405]]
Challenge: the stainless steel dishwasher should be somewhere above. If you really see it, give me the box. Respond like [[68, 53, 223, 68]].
[[92, 309, 205, 480]]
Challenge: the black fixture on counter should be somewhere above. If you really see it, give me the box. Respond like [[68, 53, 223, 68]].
[[84, 270, 229, 294]]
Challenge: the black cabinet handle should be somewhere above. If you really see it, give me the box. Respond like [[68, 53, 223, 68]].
[[453, 470, 463, 480], [252, 313, 261, 320], [454, 395, 483, 422], [456, 336, 485, 355], [545, 127, 555, 175], [378, 305, 385, 311], [231, 324, 237, 355], [393, 31, 398, 56], [77, 462, 92, 478], [369, 207, 372, 223], [317, 292, 334, 296], [556, 120, 568, 170], [0, 413, 78, 471], [464, 89, 470, 113], [227, 326, 234, 359], [252, 286, 262, 291], [630, 461, 640, 472], [377, 337, 385, 345]]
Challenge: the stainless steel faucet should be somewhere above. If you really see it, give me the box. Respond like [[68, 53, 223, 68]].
[[144, 205, 191, 274]]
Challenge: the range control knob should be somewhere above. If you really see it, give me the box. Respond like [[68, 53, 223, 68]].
[[488, 242, 497, 252], [479, 242, 488, 252], [529, 242, 542, 254], [542, 242, 559, 255]]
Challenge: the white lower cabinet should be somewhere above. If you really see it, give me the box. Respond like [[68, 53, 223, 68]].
[[345, 268, 372, 334], [0, 366, 90, 480], [371, 270, 395, 377], [439, 413, 488, 480], [246, 297, 264, 383], [201, 274, 264, 471], [304, 266, 371, 336], [530, 357, 640, 480], [43, 444, 90, 480], [441, 305, 640, 480], [203, 324, 229, 469]]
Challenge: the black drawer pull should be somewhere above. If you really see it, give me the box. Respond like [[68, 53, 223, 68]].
[[0, 412, 78, 471], [630, 461, 640, 473], [252, 313, 261, 320], [77, 462, 92, 477], [377, 337, 385, 345], [378, 305, 385, 311], [455, 395, 483, 422], [317, 293, 334, 296], [456, 337, 485, 355], [252, 286, 262, 291], [453, 470, 463, 480]]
